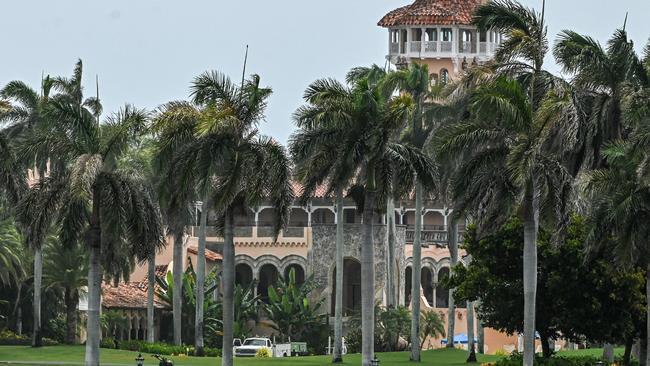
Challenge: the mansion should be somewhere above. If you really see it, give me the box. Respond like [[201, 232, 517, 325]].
[[100, 0, 540, 355]]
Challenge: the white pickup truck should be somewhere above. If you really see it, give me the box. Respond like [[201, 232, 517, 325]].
[[233, 338, 308, 358]]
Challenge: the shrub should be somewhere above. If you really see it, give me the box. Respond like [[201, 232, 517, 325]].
[[255, 347, 272, 358], [117, 340, 190, 356], [204, 347, 222, 357], [494, 353, 612, 366], [0, 330, 57, 346], [100, 337, 116, 349], [494, 349, 510, 357]]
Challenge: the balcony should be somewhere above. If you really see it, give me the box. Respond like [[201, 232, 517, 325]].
[[405, 225, 465, 246], [389, 40, 496, 59]]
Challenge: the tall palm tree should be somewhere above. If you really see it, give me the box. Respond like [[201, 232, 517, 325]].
[[291, 70, 436, 366], [153, 101, 199, 346], [385, 62, 441, 362], [17, 102, 165, 366], [0, 77, 53, 347], [436, 75, 574, 366], [554, 29, 647, 170], [42, 235, 88, 344], [165, 71, 293, 366]]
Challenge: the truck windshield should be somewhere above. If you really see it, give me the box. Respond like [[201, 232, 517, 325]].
[[243, 339, 267, 346]]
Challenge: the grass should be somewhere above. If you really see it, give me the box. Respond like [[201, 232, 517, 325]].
[[0, 345, 501, 366]]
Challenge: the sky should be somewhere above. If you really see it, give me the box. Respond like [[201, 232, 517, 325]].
[[2, 0, 650, 145]]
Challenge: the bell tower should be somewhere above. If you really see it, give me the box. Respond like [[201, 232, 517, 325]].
[[378, 0, 501, 81]]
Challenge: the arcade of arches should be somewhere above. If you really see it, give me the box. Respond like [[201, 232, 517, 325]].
[[234, 260, 306, 303], [404, 265, 461, 309]]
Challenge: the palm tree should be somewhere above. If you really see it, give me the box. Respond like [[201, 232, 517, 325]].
[[436, 77, 574, 366], [17, 101, 165, 366], [153, 101, 199, 346], [42, 235, 87, 344], [291, 69, 436, 366], [165, 71, 292, 366], [419, 309, 445, 350], [385, 61, 444, 362], [554, 29, 647, 170], [0, 77, 52, 347], [0, 217, 24, 287]]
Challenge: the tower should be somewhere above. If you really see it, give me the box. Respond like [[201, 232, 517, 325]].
[[378, 0, 501, 81]]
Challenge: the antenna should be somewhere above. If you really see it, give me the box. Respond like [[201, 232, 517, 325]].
[[96, 74, 100, 125], [623, 12, 628, 31], [241, 45, 249, 89]]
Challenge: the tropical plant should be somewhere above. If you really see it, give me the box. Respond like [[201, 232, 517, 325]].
[[101, 310, 128, 340], [15, 73, 165, 366], [162, 71, 293, 366], [435, 2, 575, 365], [206, 283, 260, 343], [42, 235, 87, 344], [155, 259, 219, 346], [419, 310, 445, 350], [0, 75, 52, 347], [554, 29, 647, 170], [0, 218, 23, 287], [291, 67, 436, 366], [261, 268, 326, 342]]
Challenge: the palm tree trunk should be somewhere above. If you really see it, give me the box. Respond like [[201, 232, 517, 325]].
[[477, 302, 485, 355], [13, 284, 23, 335], [410, 184, 423, 362], [646, 264, 650, 366], [466, 301, 477, 363], [333, 188, 344, 363], [64, 288, 78, 344], [361, 190, 376, 366], [447, 218, 458, 349], [195, 196, 210, 356], [623, 335, 634, 366], [603, 344, 615, 363], [221, 209, 235, 366], [147, 253, 155, 343], [522, 183, 539, 366], [32, 246, 42, 347], [641, 338, 648, 366], [85, 189, 102, 366], [172, 223, 184, 346], [387, 197, 397, 308]]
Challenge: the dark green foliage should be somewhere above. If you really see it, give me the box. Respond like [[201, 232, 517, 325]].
[[99, 338, 222, 357], [450, 217, 645, 356], [0, 330, 57, 346], [494, 352, 631, 366], [155, 260, 219, 344], [205, 283, 260, 342], [262, 268, 326, 342], [346, 305, 412, 353]]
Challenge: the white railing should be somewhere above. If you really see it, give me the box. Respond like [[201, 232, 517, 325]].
[[390, 42, 399, 54], [459, 41, 473, 54], [410, 41, 422, 53], [479, 42, 487, 54], [440, 41, 452, 53], [424, 41, 437, 53]]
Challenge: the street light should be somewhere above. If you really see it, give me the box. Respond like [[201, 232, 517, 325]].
[[135, 353, 145, 366]]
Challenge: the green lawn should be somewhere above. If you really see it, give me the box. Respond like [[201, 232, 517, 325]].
[[0, 345, 501, 366]]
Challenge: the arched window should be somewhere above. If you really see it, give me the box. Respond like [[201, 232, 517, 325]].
[[440, 69, 450, 85], [436, 267, 450, 308]]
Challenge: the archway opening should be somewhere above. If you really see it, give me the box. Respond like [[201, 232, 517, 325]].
[[422, 267, 434, 307], [436, 267, 450, 308], [289, 208, 309, 227], [257, 264, 279, 303], [312, 208, 335, 225], [405, 266, 412, 306], [235, 263, 253, 289], [330, 259, 362, 316], [284, 264, 305, 286]]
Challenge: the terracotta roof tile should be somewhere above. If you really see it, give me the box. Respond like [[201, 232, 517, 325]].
[[102, 282, 169, 310], [187, 245, 223, 262], [291, 181, 330, 199], [378, 0, 482, 27]]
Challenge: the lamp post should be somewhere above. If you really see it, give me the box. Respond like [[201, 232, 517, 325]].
[[135, 353, 144, 366]]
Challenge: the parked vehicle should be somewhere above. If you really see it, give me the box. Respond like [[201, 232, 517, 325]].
[[233, 337, 309, 357], [233, 338, 273, 357]]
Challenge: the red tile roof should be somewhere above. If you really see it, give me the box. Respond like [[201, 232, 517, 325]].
[[378, 0, 482, 27], [187, 245, 223, 262], [291, 181, 330, 199], [102, 282, 169, 310]]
